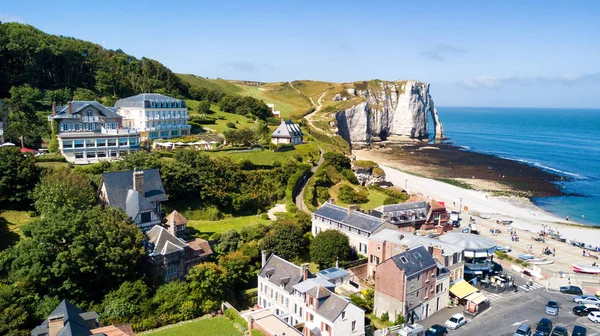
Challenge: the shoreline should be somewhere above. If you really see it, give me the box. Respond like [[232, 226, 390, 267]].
[[354, 149, 600, 246]]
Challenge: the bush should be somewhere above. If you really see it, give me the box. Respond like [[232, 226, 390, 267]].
[[226, 121, 236, 128], [316, 186, 331, 204], [395, 314, 405, 325], [224, 308, 248, 329], [35, 153, 67, 162], [381, 311, 390, 322], [239, 159, 254, 170], [260, 213, 270, 220], [341, 169, 359, 184], [338, 185, 356, 204]]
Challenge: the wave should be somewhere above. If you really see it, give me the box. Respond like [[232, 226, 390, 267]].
[[459, 145, 471, 150], [500, 156, 584, 179]]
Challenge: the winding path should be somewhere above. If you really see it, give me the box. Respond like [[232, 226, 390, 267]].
[[295, 146, 324, 214]]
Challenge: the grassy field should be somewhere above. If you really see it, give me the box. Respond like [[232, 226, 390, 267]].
[[329, 182, 388, 209], [205, 143, 320, 166], [36, 161, 70, 169], [185, 100, 255, 135], [141, 316, 242, 336], [177, 74, 245, 95], [187, 215, 271, 236], [0, 210, 37, 235]]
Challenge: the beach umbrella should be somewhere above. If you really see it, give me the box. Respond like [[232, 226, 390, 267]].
[[1, 142, 15, 146]]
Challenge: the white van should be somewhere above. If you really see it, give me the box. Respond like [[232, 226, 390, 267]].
[[398, 324, 425, 336]]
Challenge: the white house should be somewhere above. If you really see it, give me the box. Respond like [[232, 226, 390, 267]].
[[271, 119, 303, 145], [312, 202, 396, 255], [114, 93, 191, 140], [267, 103, 281, 118], [257, 252, 365, 336], [48, 101, 140, 164]]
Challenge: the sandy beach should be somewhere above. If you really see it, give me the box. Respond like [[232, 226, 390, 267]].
[[354, 149, 600, 249]]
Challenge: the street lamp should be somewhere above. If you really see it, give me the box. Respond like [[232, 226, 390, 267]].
[[405, 179, 408, 191]]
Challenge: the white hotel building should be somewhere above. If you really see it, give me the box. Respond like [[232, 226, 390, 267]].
[[114, 93, 191, 140]]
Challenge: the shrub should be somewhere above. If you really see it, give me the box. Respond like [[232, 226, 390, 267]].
[[35, 153, 67, 162], [316, 186, 331, 204], [239, 159, 254, 170], [381, 311, 390, 322], [338, 185, 356, 204], [395, 314, 405, 325], [341, 169, 359, 184], [226, 121, 236, 128], [224, 308, 248, 329], [260, 213, 270, 220], [383, 196, 399, 205]]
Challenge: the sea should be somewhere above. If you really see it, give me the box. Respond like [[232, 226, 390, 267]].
[[433, 107, 600, 227]]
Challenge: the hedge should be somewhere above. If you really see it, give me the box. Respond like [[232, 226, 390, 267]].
[[35, 153, 67, 162]]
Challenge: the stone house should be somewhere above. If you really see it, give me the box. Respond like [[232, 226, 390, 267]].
[[165, 210, 188, 237], [373, 246, 446, 324], [145, 225, 213, 282], [98, 169, 168, 231], [271, 119, 303, 145]]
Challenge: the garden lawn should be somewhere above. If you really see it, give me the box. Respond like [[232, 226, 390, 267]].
[[186, 100, 255, 135], [205, 143, 320, 166], [187, 215, 271, 236], [36, 161, 69, 169], [0, 210, 38, 236], [141, 316, 242, 336], [329, 183, 389, 209]]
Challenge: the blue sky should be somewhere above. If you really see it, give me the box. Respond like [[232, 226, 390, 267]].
[[2, 0, 600, 107]]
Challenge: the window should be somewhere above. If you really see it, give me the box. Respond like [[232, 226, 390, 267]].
[[62, 141, 73, 148], [151, 101, 155, 108], [308, 313, 314, 322], [129, 137, 138, 146], [341, 311, 346, 320], [352, 321, 357, 331], [97, 139, 106, 147], [164, 264, 178, 276], [85, 139, 95, 147], [109, 150, 117, 157], [118, 138, 128, 146], [97, 152, 107, 158], [107, 139, 117, 146], [325, 324, 330, 332], [74, 123, 80, 131], [87, 110, 93, 117], [294, 304, 297, 314], [74, 140, 84, 148], [270, 288, 273, 298], [75, 152, 84, 159], [377, 245, 381, 252], [400, 256, 408, 263], [140, 212, 152, 223]]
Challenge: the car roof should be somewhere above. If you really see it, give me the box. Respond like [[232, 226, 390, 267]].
[[518, 324, 531, 330], [539, 317, 552, 323], [451, 313, 464, 318], [554, 326, 567, 330]]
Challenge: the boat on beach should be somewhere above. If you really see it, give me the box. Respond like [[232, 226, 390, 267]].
[[532, 260, 553, 265], [572, 264, 600, 274], [518, 254, 535, 260], [479, 213, 493, 219]]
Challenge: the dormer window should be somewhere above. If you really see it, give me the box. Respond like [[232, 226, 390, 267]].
[[151, 101, 155, 108], [87, 110, 93, 117]]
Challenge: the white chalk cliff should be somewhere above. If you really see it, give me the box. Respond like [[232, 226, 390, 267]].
[[335, 80, 444, 144]]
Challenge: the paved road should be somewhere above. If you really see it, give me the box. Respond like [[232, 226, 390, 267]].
[[295, 147, 324, 214]]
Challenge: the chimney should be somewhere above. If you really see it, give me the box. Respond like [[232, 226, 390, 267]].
[[52, 102, 57, 116], [348, 205, 357, 215], [328, 198, 335, 204], [133, 169, 144, 195], [301, 263, 310, 281], [169, 216, 176, 236], [335, 258, 339, 268], [67, 101, 72, 116], [48, 316, 65, 336], [261, 250, 267, 268], [368, 208, 371, 216]]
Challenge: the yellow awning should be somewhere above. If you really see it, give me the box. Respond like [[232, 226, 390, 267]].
[[449, 280, 478, 299], [465, 292, 487, 304]]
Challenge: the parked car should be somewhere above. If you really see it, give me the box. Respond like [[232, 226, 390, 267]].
[[574, 296, 600, 306], [573, 295, 597, 302], [546, 300, 560, 315], [573, 304, 600, 316], [550, 326, 569, 336], [589, 311, 600, 323], [560, 286, 583, 295], [425, 324, 447, 336], [445, 313, 467, 330], [535, 318, 553, 336], [572, 325, 587, 336], [513, 324, 532, 336]]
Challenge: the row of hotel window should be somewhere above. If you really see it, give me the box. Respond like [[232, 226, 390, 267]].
[[73, 150, 131, 159], [150, 100, 183, 108], [148, 130, 189, 138], [62, 138, 138, 148], [145, 122, 188, 128], [60, 122, 118, 132], [144, 111, 188, 118]]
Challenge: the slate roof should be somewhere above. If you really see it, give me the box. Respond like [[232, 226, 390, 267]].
[[54, 101, 120, 119], [316, 267, 351, 281], [271, 119, 303, 138], [314, 203, 384, 233], [114, 93, 186, 109], [146, 225, 187, 256], [100, 169, 168, 211], [125, 189, 155, 219], [315, 289, 350, 322], [31, 300, 99, 336], [166, 210, 188, 226], [259, 254, 306, 294], [370, 228, 463, 257], [390, 245, 438, 277], [375, 201, 428, 214], [306, 285, 332, 299], [293, 277, 335, 293]]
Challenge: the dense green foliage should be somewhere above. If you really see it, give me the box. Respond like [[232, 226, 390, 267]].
[[0, 22, 188, 99], [0, 146, 40, 204], [338, 185, 368, 204], [219, 95, 272, 121], [260, 220, 305, 261], [33, 168, 96, 216], [323, 152, 351, 171], [370, 185, 409, 204], [310, 230, 351, 269]]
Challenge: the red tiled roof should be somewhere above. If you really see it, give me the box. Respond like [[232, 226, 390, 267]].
[[165, 210, 188, 225]]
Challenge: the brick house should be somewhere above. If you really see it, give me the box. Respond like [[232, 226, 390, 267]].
[[371, 199, 450, 232], [373, 246, 448, 324]]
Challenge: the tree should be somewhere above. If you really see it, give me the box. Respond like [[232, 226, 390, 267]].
[[218, 250, 252, 287], [150, 280, 190, 316], [215, 229, 241, 255], [310, 230, 351, 269], [338, 185, 356, 204], [0, 146, 40, 204], [3, 206, 144, 303], [102, 280, 150, 321], [187, 263, 229, 311], [196, 100, 211, 117], [323, 152, 351, 171], [261, 222, 304, 261], [33, 168, 96, 216], [4, 85, 48, 147]]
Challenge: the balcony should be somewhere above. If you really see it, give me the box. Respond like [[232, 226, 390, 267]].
[[100, 127, 139, 135], [82, 116, 100, 122]]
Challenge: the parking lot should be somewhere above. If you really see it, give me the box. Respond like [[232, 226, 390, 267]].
[[421, 271, 600, 336]]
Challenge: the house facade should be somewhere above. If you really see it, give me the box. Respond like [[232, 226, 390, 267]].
[[114, 93, 191, 140], [271, 119, 303, 145], [371, 199, 450, 232], [257, 253, 365, 336], [312, 202, 396, 255], [48, 101, 140, 164], [373, 246, 445, 324], [98, 169, 168, 231], [145, 225, 213, 281]]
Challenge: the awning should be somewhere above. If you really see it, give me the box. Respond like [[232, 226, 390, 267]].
[[465, 292, 487, 304], [449, 280, 478, 299]]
